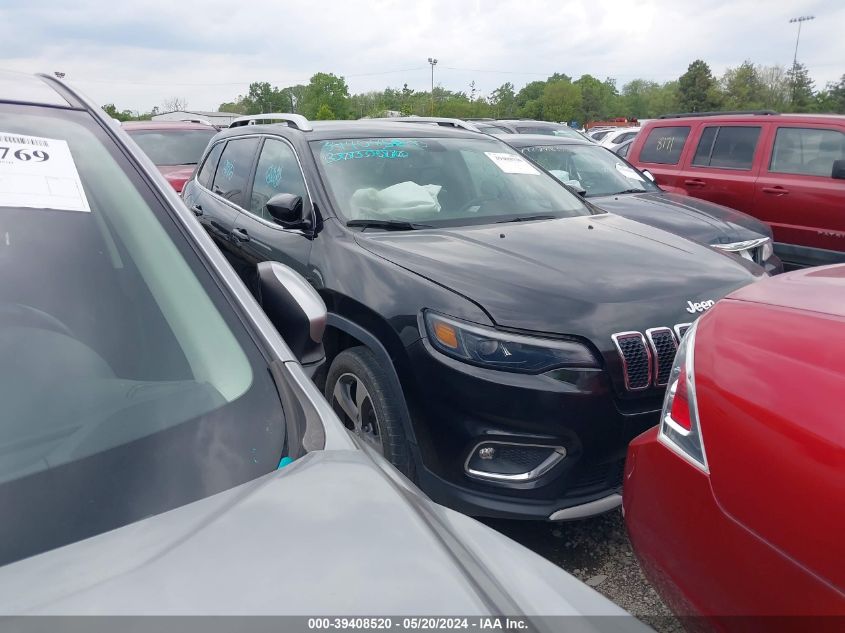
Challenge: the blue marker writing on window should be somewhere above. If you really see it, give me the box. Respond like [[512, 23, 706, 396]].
[[265, 164, 283, 188]]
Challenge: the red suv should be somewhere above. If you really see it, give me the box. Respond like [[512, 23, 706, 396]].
[[122, 121, 216, 193], [627, 112, 845, 269], [624, 265, 845, 623]]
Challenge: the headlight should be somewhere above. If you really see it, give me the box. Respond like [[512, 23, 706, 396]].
[[760, 239, 774, 261], [423, 311, 599, 373]]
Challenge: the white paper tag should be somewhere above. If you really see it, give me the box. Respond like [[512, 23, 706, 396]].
[[484, 152, 540, 175], [0, 132, 91, 212], [615, 162, 644, 182]]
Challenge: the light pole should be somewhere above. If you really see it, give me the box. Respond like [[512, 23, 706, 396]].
[[428, 57, 438, 115], [789, 15, 814, 68]]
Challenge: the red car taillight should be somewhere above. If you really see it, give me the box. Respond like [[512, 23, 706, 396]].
[[658, 320, 708, 471]]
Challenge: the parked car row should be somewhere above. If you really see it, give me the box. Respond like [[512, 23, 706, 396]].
[[0, 71, 640, 620], [181, 112, 765, 524], [625, 264, 845, 620], [626, 111, 845, 269], [157, 109, 845, 623], [7, 67, 840, 627], [499, 133, 781, 274]]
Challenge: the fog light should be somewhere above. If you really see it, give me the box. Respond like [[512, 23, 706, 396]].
[[465, 441, 566, 483]]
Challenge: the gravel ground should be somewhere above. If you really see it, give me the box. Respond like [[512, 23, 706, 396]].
[[485, 510, 684, 633]]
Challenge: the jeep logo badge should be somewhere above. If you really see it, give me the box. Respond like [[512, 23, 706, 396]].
[[686, 299, 715, 314]]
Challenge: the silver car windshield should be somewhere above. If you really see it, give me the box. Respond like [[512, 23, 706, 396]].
[[0, 106, 285, 565], [521, 144, 661, 197], [310, 136, 593, 227]]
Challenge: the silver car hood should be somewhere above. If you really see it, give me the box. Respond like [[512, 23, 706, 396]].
[[0, 448, 629, 617]]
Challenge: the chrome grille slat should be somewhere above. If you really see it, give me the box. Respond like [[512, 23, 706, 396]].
[[614, 323, 692, 391], [674, 323, 692, 342], [611, 332, 651, 391], [646, 327, 677, 387]]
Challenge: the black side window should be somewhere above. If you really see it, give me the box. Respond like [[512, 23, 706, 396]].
[[692, 126, 761, 170], [249, 139, 310, 220], [211, 138, 260, 207], [197, 142, 224, 189], [639, 126, 690, 164]]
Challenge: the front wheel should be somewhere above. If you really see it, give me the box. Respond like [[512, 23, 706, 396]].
[[324, 346, 414, 477]]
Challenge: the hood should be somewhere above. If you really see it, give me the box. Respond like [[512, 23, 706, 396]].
[[355, 213, 763, 343], [591, 191, 772, 246], [0, 450, 627, 618], [157, 164, 196, 193]]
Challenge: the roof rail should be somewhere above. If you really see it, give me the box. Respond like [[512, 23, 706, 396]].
[[229, 113, 313, 131], [658, 110, 779, 119], [371, 116, 482, 133]]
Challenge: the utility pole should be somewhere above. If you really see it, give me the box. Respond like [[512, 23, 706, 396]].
[[789, 16, 815, 106], [789, 15, 814, 68], [428, 57, 438, 115]]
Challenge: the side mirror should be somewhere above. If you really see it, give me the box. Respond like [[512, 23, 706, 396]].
[[257, 261, 326, 371], [832, 160, 845, 180], [641, 169, 656, 182], [266, 193, 309, 229]]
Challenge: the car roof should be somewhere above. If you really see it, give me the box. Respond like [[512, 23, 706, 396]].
[[727, 264, 845, 318], [0, 70, 74, 107], [499, 120, 567, 127], [648, 113, 845, 126], [216, 120, 487, 142], [495, 133, 594, 147], [122, 121, 217, 131]]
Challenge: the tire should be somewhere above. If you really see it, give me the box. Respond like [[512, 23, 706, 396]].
[[325, 346, 414, 478]]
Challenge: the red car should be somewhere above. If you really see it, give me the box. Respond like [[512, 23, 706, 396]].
[[627, 112, 845, 270], [122, 121, 217, 193], [624, 264, 845, 626]]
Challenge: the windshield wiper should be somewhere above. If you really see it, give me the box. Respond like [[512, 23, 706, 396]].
[[496, 214, 556, 224], [608, 189, 647, 196], [346, 219, 433, 231]]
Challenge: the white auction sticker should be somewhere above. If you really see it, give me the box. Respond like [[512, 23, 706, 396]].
[[484, 152, 540, 175], [0, 132, 91, 212]]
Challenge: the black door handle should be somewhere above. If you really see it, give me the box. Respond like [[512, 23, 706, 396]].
[[231, 228, 251, 243], [190, 204, 203, 216]]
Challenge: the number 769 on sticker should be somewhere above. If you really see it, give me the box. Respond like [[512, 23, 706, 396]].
[[0, 147, 49, 162]]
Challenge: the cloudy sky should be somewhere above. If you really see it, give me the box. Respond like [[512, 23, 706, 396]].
[[1, 0, 842, 113]]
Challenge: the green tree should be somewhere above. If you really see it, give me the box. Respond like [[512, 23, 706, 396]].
[[677, 59, 722, 112], [575, 74, 618, 123], [814, 74, 845, 113], [315, 104, 336, 120], [279, 84, 306, 113], [515, 80, 546, 118], [302, 72, 350, 119], [218, 100, 247, 114], [489, 82, 516, 118], [541, 79, 582, 122], [101, 104, 135, 121], [621, 79, 659, 117], [757, 65, 790, 111], [244, 81, 288, 114], [786, 62, 815, 112], [721, 61, 764, 110]]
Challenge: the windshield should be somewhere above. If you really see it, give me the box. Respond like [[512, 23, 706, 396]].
[[515, 125, 584, 140], [126, 128, 216, 166], [0, 106, 285, 565], [476, 124, 512, 134], [520, 144, 660, 198], [311, 136, 592, 228]]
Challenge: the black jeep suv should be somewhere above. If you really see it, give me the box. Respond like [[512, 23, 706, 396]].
[[183, 114, 765, 520]]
